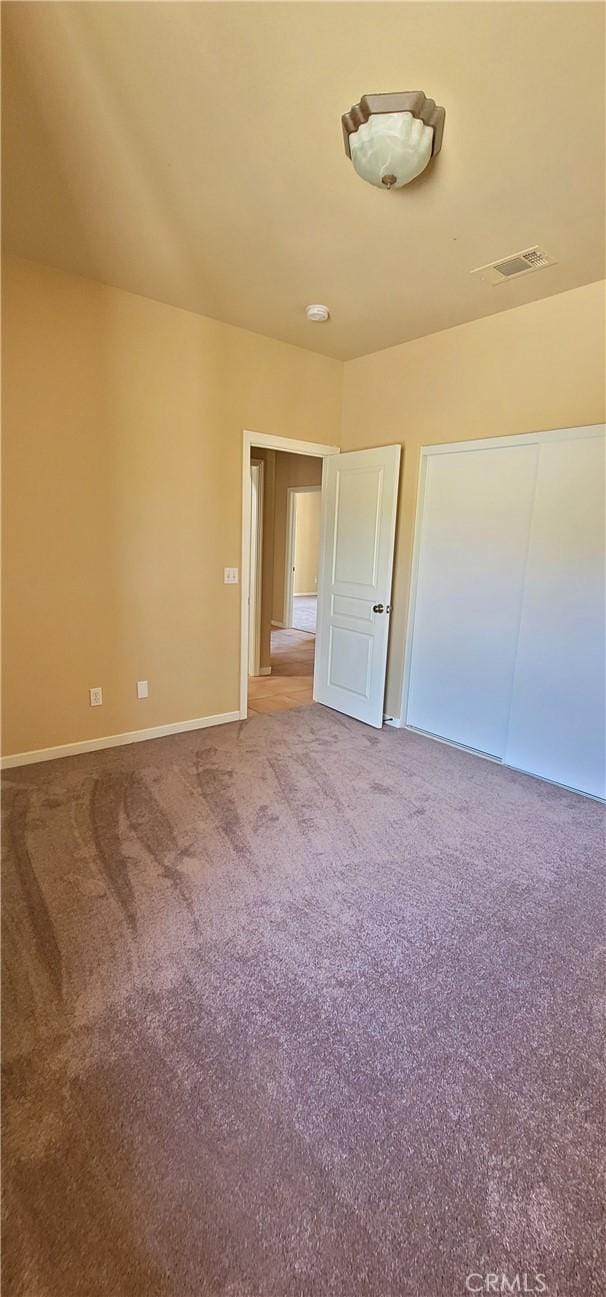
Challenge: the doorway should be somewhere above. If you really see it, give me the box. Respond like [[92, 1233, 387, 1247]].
[[241, 432, 401, 729], [247, 452, 321, 715], [240, 432, 339, 719], [284, 486, 322, 634]]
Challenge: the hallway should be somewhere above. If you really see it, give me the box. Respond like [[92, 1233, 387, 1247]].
[[292, 594, 317, 633], [248, 627, 314, 714]]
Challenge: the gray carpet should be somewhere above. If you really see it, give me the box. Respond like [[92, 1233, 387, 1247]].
[[292, 595, 317, 634], [2, 705, 604, 1296]]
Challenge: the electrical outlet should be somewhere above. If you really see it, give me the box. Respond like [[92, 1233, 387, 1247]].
[[89, 687, 103, 707], [224, 567, 239, 584], [136, 680, 149, 699]]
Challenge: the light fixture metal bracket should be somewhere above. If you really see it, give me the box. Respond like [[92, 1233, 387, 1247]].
[[342, 91, 445, 159]]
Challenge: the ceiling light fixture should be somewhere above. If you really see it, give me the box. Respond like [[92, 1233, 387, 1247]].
[[342, 91, 445, 190], [305, 304, 330, 323]]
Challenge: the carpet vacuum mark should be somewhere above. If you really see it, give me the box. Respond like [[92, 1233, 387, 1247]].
[[2, 705, 604, 1296]]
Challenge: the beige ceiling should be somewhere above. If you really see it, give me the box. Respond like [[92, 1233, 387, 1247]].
[[2, 2, 605, 360]]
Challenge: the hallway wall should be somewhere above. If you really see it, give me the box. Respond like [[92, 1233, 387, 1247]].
[[272, 454, 323, 624], [293, 491, 321, 595]]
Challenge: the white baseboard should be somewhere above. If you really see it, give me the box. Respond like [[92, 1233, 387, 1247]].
[[258, 666, 272, 676], [293, 592, 317, 598], [384, 715, 403, 728], [271, 620, 284, 628], [0, 710, 241, 770]]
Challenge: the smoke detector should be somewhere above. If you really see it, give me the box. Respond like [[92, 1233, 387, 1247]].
[[305, 304, 330, 323], [470, 247, 557, 286]]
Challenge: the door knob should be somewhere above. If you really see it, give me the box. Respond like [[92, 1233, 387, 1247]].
[[372, 603, 385, 613]]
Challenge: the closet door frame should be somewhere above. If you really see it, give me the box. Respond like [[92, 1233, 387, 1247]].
[[400, 424, 605, 773]]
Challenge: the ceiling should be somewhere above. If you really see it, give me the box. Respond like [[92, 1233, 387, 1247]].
[[2, 2, 605, 360]]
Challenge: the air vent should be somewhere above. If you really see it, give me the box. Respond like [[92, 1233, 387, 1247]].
[[470, 247, 557, 286]]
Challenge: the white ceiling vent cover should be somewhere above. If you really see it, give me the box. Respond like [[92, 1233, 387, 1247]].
[[470, 247, 557, 286]]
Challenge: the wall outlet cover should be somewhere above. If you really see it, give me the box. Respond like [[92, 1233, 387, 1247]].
[[89, 687, 103, 707], [136, 680, 149, 699], [224, 567, 239, 584]]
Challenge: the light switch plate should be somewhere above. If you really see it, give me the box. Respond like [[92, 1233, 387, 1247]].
[[136, 680, 149, 699], [224, 567, 239, 584]]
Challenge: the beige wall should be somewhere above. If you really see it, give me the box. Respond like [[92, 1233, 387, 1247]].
[[271, 453, 323, 624], [2, 256, 341, 755], [4, 257, 603, 754], [341, 280, 606, 718], [294, 489, 321, 595]]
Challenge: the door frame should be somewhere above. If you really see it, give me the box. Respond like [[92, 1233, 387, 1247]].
[[248, 459, 264, 677], [240, 431, 340, 719], [283, 485, 322, 629]]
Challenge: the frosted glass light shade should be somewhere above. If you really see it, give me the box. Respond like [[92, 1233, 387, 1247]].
[[349, 111, 434, 189]]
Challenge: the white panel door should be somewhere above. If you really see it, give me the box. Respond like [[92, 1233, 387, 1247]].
[[314, 445, 400, 727], [406, 444, 538, 757], [504, 431, 606, 798]]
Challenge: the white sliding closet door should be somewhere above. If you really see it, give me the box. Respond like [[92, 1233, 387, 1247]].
[[504, 432, 606, 798], [406, 445, 538, 757]]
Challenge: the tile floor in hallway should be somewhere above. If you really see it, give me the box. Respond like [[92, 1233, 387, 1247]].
[[248, 626, 315, 714]]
